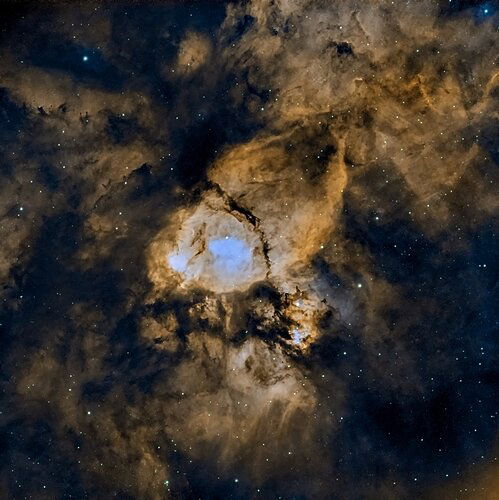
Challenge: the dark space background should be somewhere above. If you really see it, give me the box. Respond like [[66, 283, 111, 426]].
[[0, 1, 497, 498]]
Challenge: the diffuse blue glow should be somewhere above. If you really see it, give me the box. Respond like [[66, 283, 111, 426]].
[[292, 328, 302, 344], [477, 3, 493, 18], [167, 232, 261, 291], [208, 236, 252, 276], [168, 253, 188, 273]]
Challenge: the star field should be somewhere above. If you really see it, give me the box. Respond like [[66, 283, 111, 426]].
[[0, 1, 497, 499]]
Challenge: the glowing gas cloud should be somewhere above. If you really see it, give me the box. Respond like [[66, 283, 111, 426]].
[[0, 0, 497, 498]]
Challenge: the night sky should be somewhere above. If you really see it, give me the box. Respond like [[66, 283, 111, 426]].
[[0, 1, 497, 498]]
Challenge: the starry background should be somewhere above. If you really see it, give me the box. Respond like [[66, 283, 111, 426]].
[[0, 0, 497, 499]]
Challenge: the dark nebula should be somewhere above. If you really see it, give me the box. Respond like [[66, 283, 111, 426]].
[[0, 1, 497, 499]]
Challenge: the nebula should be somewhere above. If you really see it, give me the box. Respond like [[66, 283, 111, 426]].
[[160, 189, 269, 292], [0, 1, 497, 499]]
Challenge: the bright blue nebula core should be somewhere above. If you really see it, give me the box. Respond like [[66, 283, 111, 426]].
[[292, 329, 302, 344], [208, 236, 252, 276]]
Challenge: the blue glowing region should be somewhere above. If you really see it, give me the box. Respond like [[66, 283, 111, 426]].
[[208, 236, 252, 276], [291, 327, 310, 346], [168, 253, 189, 273], [292, 329, 302, 344], [476, 3, 494, 19]]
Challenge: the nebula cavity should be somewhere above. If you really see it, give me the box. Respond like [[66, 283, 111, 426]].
[[162, 191, 269, 293]]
